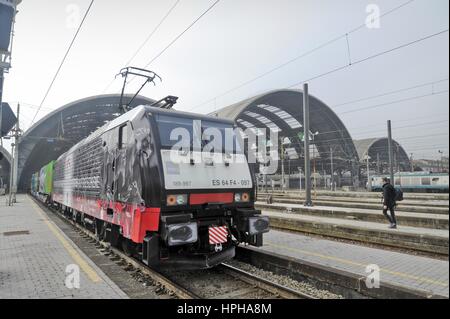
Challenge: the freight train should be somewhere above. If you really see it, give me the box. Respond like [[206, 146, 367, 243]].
[[31, 160, 54, 201], [30, 105, 269, 269]]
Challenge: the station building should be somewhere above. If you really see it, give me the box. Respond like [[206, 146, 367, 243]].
[[13, 90, 412, 191], [213, 89, 411, 188], [354, 138, 412, 175]]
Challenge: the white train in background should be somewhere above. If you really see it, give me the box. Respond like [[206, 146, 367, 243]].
[[371, 172, 449, 193]]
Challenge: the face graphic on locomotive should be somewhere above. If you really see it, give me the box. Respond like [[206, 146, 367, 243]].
[[38, 105, 269, 269]]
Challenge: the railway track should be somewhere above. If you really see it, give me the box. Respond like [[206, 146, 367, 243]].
[[216, 263, 315, 299], [35, 197, 315, 299]]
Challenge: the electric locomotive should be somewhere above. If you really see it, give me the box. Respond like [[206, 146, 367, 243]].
[[45, 105, 268, 269]]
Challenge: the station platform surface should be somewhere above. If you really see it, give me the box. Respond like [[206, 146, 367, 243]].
[[261, 209, 449, 238], [257, 201, 449, 228], [257, 194, 450, 208], [0, 195, 128, 299], [260, 190, 449, 201], [256, 197, 449, 215], [261, 229, 449, 297]]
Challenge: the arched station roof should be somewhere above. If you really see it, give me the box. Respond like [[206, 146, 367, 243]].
[[212, 89, 360, 173], [0, 144, 11, 187], [18, 94, 155, 190], [0, 144, 11, 163], [354, 138, 411, 172]]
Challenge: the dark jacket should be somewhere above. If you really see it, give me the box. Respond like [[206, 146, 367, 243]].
[[382, 182, 396, 208]]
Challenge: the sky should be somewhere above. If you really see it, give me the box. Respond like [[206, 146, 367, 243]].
[[2, 0, 449, 159]]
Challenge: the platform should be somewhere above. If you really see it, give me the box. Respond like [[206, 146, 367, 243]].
[[256, 201, 449, 229], [260, 229, 449, 298], [257, 195, 449, 214], [258, 193, 450, 208], [0, 194, 128, 299], [260, 190, 450, 200], [261, 209, 449, 254]]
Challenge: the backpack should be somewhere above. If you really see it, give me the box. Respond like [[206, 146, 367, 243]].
[[395, 188, 404, 202]]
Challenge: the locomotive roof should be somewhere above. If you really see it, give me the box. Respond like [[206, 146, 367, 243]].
[[56, 105, 235, 161], [146, 105, 235, 124], [104, 105, 235, 132]]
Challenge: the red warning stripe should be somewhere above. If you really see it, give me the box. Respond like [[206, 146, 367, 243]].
[[209, 226, 228, 244], [190, 193, 233, 205]]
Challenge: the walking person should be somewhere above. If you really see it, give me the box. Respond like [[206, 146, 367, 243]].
[[381, 177, 398, 229]]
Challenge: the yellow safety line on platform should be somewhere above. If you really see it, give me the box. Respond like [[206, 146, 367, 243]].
[[28, 196, 102, 283], [266, 242, 448, 288]]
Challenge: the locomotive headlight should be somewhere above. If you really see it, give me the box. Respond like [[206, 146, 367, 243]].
[[167, 194, 188, 206], [167, 222, 198, 246], [248, 216, 270, 235], [234, 192, 250, 203]]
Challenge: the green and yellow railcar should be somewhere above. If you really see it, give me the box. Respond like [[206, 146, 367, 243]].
[[39, 161, 55, 196]]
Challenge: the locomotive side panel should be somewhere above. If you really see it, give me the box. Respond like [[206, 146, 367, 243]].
[[52, 107, 159, 244], [53, 132, 100, 211]]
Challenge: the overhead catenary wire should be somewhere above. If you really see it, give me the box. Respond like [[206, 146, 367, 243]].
[[286, 29, 449, 89], [241, 117, 450, 141], [319, 120, 450, 138], [31, 0, 95, 125], [260, 82, 449, 123], [238, 126, 449, 158], [338, 90, 449, 115], [142, 0, 221, 69], [249, 129, 449, 150], [8, 101, 53, 111], [286, 144, 450, 157], [125, 0, 181, 67], [102, 0, 181, 93], [126, 0, 222, 87], [188, 0, 417, 111], [346, 112, 450, 132], [332, 78, 449, 108], [237, 126, 448, 154], [191, 27, 449, 114]]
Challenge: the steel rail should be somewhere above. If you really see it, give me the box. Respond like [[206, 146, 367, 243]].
[[219, 263, 316, 299]]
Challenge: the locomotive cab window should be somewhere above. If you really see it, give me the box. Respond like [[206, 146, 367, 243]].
[[118, 124, 128, 149], [154, 114, 243, 154]]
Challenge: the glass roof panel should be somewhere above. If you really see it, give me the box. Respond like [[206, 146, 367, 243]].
[[243, 111, 281, 132], [256, 104, 302, 129]]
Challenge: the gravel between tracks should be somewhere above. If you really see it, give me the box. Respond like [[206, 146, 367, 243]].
[[226, 260, 345, 299]]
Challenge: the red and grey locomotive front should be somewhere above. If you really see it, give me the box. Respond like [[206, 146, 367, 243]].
[[52, 106, 269, 269]]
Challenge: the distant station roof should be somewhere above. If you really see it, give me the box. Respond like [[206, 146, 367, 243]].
[[17, 94, 155, 190], [0, 144, 11, 186], [212, 89, 360, 172], [354, 138, 411, 171]]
